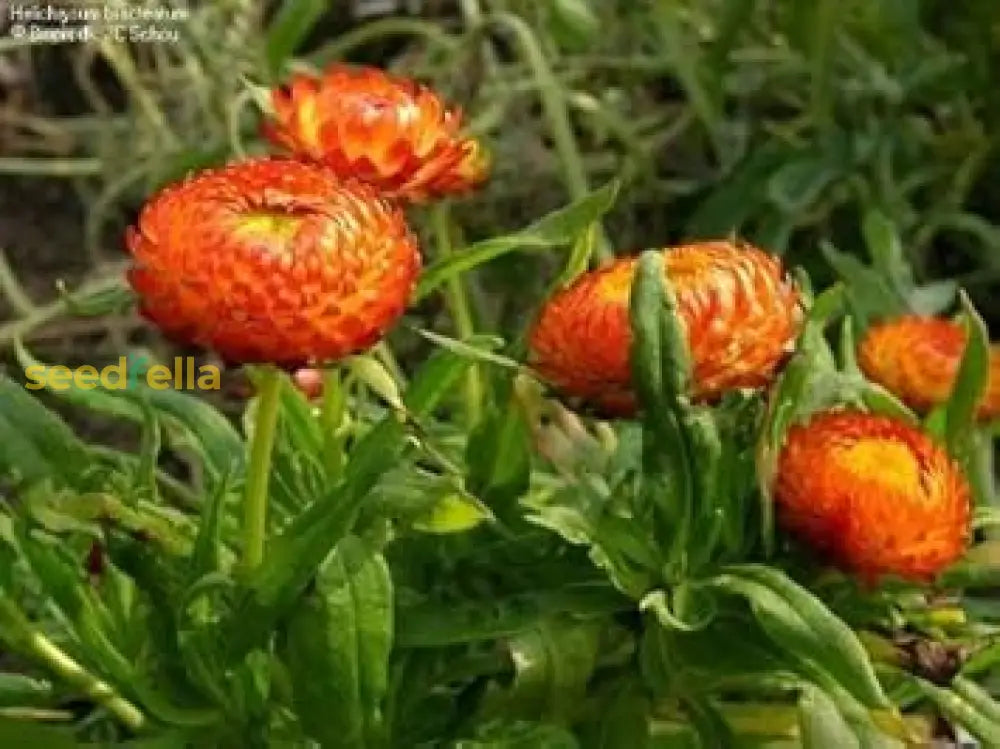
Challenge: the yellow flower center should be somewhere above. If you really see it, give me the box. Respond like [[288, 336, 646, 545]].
[[837, 439, 922, 497], [234, 211, 304, 255]]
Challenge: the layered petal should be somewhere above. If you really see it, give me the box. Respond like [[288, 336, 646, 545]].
[[528, 241, 802, 415], [264, 65, 488, 202], [126, 158, 420, 366], [776, 410, 970, 582]]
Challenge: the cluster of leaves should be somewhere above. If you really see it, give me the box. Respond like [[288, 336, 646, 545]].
[[0, 183, 999, 747]]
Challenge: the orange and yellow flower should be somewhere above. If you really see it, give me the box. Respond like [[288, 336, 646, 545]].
[[775, 410, 970, 582], [127, 158, 420, 366], [528, 241, 801, 415], [859, 316, 1000, 420], [263, 65, 488, 202]]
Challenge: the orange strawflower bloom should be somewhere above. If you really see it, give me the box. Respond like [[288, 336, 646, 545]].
[[776, 410, 970, 582], [127, 158, 420, 366], [859, 316, 1000, 420], [263, 65, 488, 202], [528, 241, 801, 415]]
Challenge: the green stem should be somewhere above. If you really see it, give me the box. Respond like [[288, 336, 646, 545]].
[[0, 157, 103, 176], [0, 600, 145, 731], [0, 707, 73, 722], [432, 204, 483, 426], [242, 366, 282, 573], [0, 268, 128, 350], [321, 369, 346, 479]]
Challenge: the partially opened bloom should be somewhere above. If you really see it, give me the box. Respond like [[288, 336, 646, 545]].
[[528, 241, 801, 415], [127, 158, 420, 366], [859, 316, 1000, 420], [776, 410, 970, 582], [263, 65, 488, 202]]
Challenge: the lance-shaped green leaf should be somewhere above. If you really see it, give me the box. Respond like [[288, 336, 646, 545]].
[[757, 284, 844, 553], [0, 372, 91, 487], [799, 684, 861, 749], [710, 565, 893, 715], [465, 381, 531, 519], [629, 250, 692, 403], [281, 536, 393, 749], [14, 342, 242, 484], [862, 210, 915, 302], [415, 180, 619, 301], [264, 0, 326, 76], [945, 292, 990, 468], [905, 676, 1000, 746], [629, 250, 695, 571]]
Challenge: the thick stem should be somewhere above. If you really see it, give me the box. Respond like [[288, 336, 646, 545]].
[[242, 366, 282, 572]]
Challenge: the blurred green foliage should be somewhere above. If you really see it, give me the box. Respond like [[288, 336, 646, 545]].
[[3, 0, 1000, 337]]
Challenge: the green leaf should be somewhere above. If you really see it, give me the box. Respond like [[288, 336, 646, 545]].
[[906, 676, 1000, 746], [757, 285, 845, 552], [265, 0, 326, 76], [411, 492, 492, 534], [13, 344, 242, 483], [484, 619, 599, 722], [653, 611, 793, 692], [582, 681, 650, 749], [686, 142, 791, 238], [861, 210, 915, 299], [629, 251, 695, 571], [767, 157, 840, 214], [629, 251, 692, 403], [268, 373, 328, 512], [0, 673, 54, 707], [799, 685, 861, 749], [546, 0, 600, 51], [282, 536, 393, 749], [124, 385, 243, 484], [396, 584, 625, 649], [821, 241, 904, 327], [454, 720, 580, 749], [0, 720, 78, 749], [640, 586, 716, 633], [945, 292, 990, 463], [413, 329, 520, 371], [54, 276, 134, 318], [681, 697, 733, 748], [0, 373, 91, 487], [465, 385, 532, 517], [711, 565, 891, 712], [414, 181, 620, 301], [951, 676, 1000, 726], [186, 475, 231, 582]]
